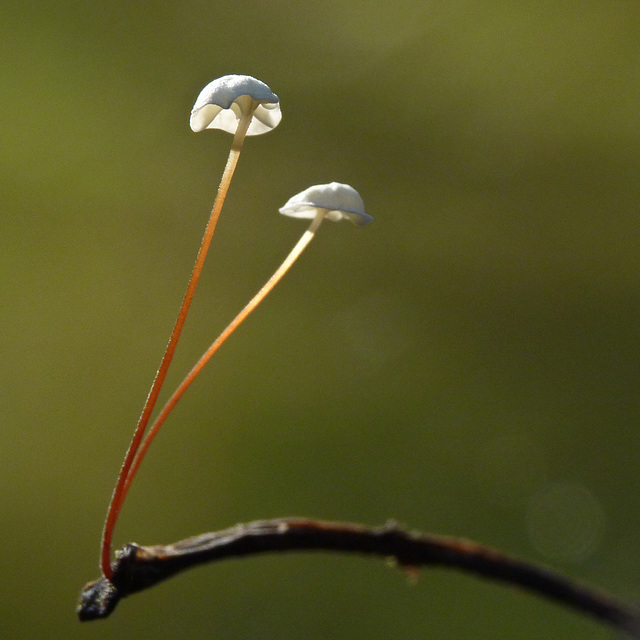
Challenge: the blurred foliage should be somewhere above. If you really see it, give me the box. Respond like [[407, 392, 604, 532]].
[[2, 1, 639, 638]]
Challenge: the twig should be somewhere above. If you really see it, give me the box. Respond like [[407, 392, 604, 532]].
[[77, 517, 640, 635]]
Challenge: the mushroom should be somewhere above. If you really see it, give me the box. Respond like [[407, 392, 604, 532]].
[[100, 75, 280, 580], [190, 74, 281, 135], [279, 181, 372, 225], [123, 184, 371, 495]]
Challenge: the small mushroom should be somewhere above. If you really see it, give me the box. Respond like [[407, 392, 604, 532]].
[[279, 182, 372, 226], [125, 184, 371, 490]]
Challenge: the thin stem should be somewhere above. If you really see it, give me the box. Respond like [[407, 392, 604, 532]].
[[100, 114, 253, 580], [78, 517, 640, 636], [122, 212, 326, 498]]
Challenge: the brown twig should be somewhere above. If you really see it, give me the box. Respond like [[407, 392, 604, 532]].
[[78, 517, 640, 635]]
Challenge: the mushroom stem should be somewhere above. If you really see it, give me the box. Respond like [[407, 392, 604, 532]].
[[122, 211, 326, 498], [100, 113, 254, 580]]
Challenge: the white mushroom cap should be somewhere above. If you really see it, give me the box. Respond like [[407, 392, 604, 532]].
[[190, 75, 281, 135], [279, 182, 372, 226]]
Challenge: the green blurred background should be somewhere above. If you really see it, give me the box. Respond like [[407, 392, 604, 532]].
[[2, 1, 640, 638]]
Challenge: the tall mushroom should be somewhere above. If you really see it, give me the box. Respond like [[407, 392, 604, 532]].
[[100, 76, 281, 580]]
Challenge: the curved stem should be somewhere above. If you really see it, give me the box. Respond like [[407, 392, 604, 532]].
[[79, 517, 640, 636], [122, 212, 326, 498], [100, 115, 253, 579]]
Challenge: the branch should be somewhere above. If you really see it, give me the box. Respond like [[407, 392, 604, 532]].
[[77, 517, 640, 635]]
